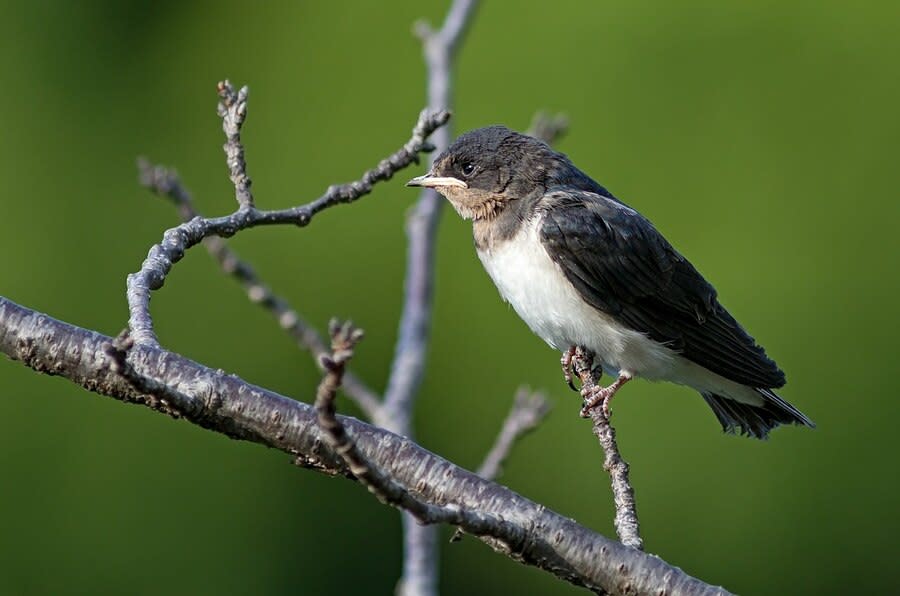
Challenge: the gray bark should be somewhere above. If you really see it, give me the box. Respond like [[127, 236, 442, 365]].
[[0, 295, 731, 596]]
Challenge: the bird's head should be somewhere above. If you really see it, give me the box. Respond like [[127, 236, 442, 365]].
[[407, 126, 572, 221]]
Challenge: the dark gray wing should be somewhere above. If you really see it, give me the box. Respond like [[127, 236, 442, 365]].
[[539, 190, 785, 388]]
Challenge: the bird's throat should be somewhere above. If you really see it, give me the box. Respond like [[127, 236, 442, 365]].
[[472, 204, 528, 251]]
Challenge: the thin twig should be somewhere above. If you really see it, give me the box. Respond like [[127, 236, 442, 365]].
[[315, 320, 531, 548], [217, 81, 255, 209], [137, 159, 381, 419], [383, 3, 480, 594], [527, 111, 569, 146], [451, 387, 550, 542], [477, 387, 551, 481], [126, 101, 449, 348], [573, 347, 643, 551]]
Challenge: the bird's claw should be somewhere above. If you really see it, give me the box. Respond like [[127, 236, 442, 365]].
[[580, 384, 614, 418], [579, 373, 631, 419], [561, 346, 578, 392]]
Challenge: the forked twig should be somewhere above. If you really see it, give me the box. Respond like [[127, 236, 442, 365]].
[[126, 88, 449, 348], [137, 160, 380, 418]]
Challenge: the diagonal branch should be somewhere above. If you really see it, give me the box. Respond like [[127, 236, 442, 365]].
[[573, 348, 643, 551], [477, 387, 551, 481], [136, 159, 381, 419], [451, 387, 551, 543], [0, 295, 732, 596], [316, 321, 535, 548], [126, 103, 449, 348]]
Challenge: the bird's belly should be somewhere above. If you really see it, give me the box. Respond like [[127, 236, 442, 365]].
[[477, 220, 676, 379]]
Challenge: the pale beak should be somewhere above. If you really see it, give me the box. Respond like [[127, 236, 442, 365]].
[[406, 174, 468, 189]]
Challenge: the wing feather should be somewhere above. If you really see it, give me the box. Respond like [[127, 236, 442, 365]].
[[539, 190, 785, 388]]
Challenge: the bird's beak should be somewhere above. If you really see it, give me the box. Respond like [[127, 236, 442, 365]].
[[406, 174, 468, 189]]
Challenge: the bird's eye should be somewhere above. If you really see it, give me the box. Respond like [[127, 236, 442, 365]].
[[461, 162, 476, 177]]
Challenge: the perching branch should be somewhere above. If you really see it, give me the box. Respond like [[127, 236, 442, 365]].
[[136, 159, 381, 419], [573, 348, 643, 551], [126, 95, 449, 348], [0, 296, 731, 596]]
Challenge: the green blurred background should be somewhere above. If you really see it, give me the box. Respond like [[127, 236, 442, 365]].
[[1, 1, 898, 594]]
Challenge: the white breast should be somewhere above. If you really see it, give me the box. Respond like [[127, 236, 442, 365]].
[[476, 217, 770, 407], [476, 217, 677, 380]]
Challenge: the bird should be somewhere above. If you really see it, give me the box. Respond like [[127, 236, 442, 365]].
[[407, 125, 814, 439]]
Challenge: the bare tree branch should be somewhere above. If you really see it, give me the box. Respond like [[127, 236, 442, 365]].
[[383, 0, 479, 426], [217, 81, 255, 209], [317, 321, 544, 556], [385, 0, 478, 432], [136, 159, 381, 419], [573, 348, 643, 551], [0, 3, 743, 592], [140, 71, 545, 594], [383, 2, 480, 594], [126, 104, 449, 348], [451, 387, 550, 543], [527, 111, 569, 146], [105, 330, 200, 417], [476, 387, 551, 481], [0, 296, 732, 596]]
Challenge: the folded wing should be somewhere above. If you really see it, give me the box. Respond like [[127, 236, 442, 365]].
[[539, 190, 785, 389]]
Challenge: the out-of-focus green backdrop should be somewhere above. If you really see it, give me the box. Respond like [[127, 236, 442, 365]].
[[1, 1, 898, 594]]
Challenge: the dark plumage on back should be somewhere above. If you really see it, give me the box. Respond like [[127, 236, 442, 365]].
[[539, 191, 786, 389], [408, 125, 813, 439]]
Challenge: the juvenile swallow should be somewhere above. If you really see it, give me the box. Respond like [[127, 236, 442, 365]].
[[408, 126, 814, 439]]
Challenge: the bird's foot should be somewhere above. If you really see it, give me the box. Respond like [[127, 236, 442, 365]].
[[560, 346, 578, 392], [580, 373, 631, 418]]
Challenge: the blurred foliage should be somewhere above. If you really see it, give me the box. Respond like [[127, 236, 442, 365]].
[[1, 1, 898, 594]]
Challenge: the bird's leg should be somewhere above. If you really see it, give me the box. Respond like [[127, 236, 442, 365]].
[[580, 373, 632, 419], [560, 346, 578, 391]]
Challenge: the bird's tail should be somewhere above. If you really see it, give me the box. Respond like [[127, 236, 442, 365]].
[[701, 389, 815, 440]]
